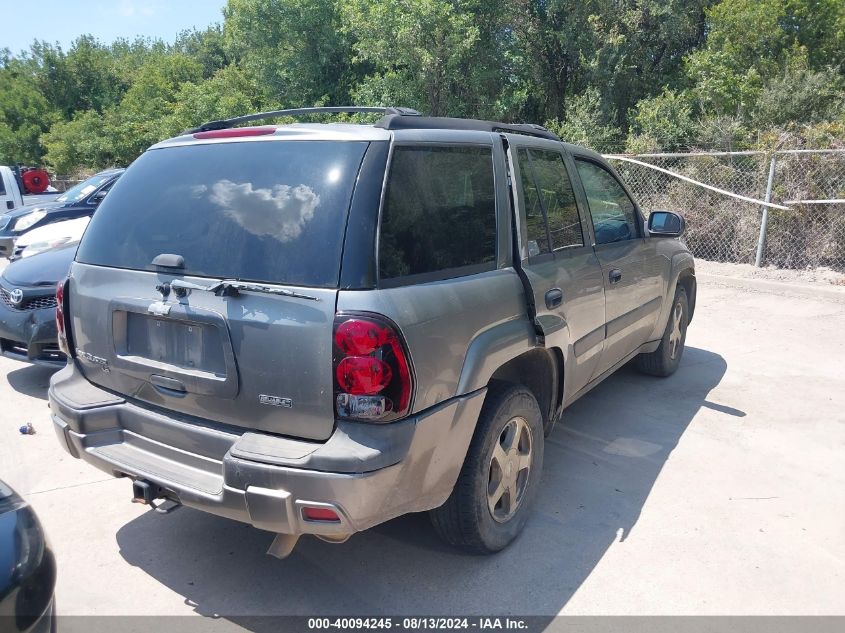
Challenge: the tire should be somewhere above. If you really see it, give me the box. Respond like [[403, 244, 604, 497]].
[[636, 286, 689, 377], [430, 384, 544, 553]]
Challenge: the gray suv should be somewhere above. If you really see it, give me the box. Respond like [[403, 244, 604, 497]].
[[48, 107, 695, 557]]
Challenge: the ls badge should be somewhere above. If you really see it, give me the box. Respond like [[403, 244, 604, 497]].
[[259, 394, 293, 408]]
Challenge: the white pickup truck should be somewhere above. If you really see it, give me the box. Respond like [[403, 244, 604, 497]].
[[0, 165, 59, 211]]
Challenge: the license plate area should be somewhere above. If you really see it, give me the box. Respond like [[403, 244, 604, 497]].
[[107, 299, 239, 398], [123, 312, 225, 375]]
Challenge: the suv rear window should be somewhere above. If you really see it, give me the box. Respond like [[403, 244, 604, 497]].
[[77, 140, 369, 287], [379, 145, 496, 282]]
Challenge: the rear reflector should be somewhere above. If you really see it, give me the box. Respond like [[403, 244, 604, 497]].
[[302, 507, 341, 522], [192, 126, 277, 139]]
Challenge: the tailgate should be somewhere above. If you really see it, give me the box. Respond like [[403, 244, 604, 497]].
[[69, 263, 337, 441]]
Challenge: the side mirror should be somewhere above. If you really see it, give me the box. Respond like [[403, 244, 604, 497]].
[[91, 189, 108, 205], [648, 210, 685, 237]]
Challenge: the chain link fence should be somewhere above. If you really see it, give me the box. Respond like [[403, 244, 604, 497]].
[[607, 150, 845, 271]]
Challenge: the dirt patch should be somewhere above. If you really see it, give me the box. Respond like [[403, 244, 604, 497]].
[[695, 259, 845, 286]]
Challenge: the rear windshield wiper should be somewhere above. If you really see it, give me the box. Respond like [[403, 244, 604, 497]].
[[169, 278, 319, 301]]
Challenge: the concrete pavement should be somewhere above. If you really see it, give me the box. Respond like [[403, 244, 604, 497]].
[[0, 275, 843, 620]]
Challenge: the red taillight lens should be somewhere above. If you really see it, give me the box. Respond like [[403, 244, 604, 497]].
[[333, 314, 413, 422], [334, 319, 389, 355], [55, 278, 71, 357], [336, 356, 393, 395]]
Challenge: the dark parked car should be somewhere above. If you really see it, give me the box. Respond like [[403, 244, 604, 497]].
[[0, 244, 75, 366], [0, 480, 56, 633], [0, 168, 123, 259]]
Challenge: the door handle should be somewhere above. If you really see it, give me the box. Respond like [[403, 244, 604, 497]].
[[150, 374, 187, 396], [609, 269, 623, 284], [6, 201, 13, 210], [545, 287, 563, 309]]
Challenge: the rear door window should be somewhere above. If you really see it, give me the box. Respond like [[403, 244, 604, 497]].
[[516, 147, 584, 257], [76, 141, 369, 287], [378, 145, 497, 283]]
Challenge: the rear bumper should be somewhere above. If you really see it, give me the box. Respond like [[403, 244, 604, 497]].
[[48, 362, 484, 536], [0, 304, 64, 366]]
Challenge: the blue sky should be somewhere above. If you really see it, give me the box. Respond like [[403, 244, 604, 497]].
[[2, 1, 227, 54]]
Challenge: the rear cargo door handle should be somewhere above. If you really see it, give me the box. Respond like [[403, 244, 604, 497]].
[[545, 288, 563, 309], [609, 269, 623, 284], [150, 374, 187, 396]]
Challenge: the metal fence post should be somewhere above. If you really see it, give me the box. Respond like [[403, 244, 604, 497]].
[[755, 154, 778, 267]]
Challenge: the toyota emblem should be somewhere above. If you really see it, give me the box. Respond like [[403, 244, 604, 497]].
[[9, 289, 23, 306]]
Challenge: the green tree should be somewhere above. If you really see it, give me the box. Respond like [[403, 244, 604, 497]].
[[224, 0, 354, 106], [162, 65, 269, 132], [43, 52, 204, 170], [627, 89, 697, 152], [30, 36, 124, 117], [587, 0, 713, 127], [175, 25, 231, 79], [341, 0, 501, 117], [684, 0, 845, 116], [506, 0, 598, 122], [545, 87, 621, 152], [753, 60, 845, 128], [41, 109, 115, 173], [0, 52, 57, 164]]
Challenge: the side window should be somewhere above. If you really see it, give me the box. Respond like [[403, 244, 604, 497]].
[[379, 145, 497, 281], [0, 174, 6, 196], [516, 147, 584, 257], [575, 159, 640, 244]]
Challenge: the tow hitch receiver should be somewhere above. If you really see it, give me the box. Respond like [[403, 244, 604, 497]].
[[131, 479, 181, 513], [132, 479, 162, 505]]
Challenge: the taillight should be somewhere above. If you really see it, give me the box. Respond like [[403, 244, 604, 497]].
[[56, 278, 72, 357], [333, 314, 413, 422]]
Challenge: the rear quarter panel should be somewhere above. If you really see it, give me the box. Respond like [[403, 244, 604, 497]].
[[337, 269, 533, 412]]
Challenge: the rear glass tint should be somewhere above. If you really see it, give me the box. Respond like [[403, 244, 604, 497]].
[[77, 140, 368, 287], [379, 145, 496, 281]]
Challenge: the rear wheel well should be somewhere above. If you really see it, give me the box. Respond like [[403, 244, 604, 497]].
[[486, 348, 562, 435], [677, 270, 696, 324]]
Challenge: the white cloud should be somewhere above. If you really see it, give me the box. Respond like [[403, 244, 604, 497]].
[[117, 0, 157, 18], [209, 180, 321, 243]]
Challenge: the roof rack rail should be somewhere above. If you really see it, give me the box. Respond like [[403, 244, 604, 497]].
[[374, 115, 560, 142], [188, 106, 421, 133]]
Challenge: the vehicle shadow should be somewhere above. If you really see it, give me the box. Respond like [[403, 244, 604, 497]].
[[115, 347, 730, 625], [5, 363, 58, 401]]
